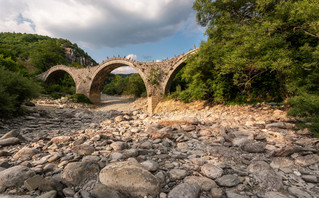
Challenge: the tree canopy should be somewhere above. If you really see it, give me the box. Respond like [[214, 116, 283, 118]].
[[0, 32, 97, 74], [174, 0, 319, 103], [171, 0, 319, 134]]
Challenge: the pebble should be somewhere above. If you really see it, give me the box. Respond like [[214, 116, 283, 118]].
[[215, 174, 240, 187], [169, 169, 188, 181]]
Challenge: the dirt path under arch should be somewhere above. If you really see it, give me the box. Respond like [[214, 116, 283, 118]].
[[97, 94, 148, 112]]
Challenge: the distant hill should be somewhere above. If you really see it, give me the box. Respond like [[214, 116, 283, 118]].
[[0, 32, 97, 75]]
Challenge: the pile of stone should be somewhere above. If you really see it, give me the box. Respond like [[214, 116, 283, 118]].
[[0, 102, 318, 198]]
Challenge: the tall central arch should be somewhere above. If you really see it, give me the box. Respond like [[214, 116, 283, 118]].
[[88, 59, 148, 104]]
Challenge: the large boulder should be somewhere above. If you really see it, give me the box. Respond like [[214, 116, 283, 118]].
[[0, 165, 35, 192], [61, 161, 100, 186], [0, 137, 21, 147], [247, 161, 283, 191], [99, 161, 160, 198], [13, 147, 40, 159], [0, 130, 26, 141], [295, 154, 319, 167]]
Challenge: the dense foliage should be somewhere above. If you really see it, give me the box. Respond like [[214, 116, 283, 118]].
[[102, 73, 146, 97], [67, 93, 92, 104], [0, 67, 41, 117], [43, 73, 76, 99], [0, 32, 97, 74], [0, 32, 98, 116], [170, 0, 319, 133]]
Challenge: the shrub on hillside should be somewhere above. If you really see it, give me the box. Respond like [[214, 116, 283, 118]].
[[0, 67, 41, 117], [287, 93, 319, 136]]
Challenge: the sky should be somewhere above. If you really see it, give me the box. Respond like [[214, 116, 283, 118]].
[[0, 0, 206, 73]]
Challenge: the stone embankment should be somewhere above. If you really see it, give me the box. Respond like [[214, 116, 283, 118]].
[[0, 98, 318, 198]]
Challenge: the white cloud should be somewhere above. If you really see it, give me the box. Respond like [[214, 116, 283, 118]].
[[0, 0, 199, 48], [126, 54, 137, 61], [0, 0, 34, 33], [112, 66, 137, 74]]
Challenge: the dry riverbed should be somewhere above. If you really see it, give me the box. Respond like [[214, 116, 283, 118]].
[[0, 96, 318, 198]]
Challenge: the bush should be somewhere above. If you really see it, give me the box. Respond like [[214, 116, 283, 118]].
[[0, 67, 41, 117], [123, 73, 147, 97], [43, 73, 76, 99], [287, 93, 319, 136], [67, 94, 92, 104], [102, 73, 146, 97]]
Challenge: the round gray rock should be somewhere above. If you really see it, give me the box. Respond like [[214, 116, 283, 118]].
[[247, 161, 283, 191], [91, 183, 125, 198], [0, 165, 35, 192], [99, 161, 160, 198], [168, 183, 200, 198], [201, 163, 223, 179], [242, 141, 266, 153], [169, 169, 188, 181], [140, 160, 159, 172], [215, 174, 240, 187], [72, 145, 95, 155], [184, 176, 217, 191], [13, 147, 40, 159], [62, 161, 100, 186]]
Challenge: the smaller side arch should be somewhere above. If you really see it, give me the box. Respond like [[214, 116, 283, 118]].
[[162, 49, 198, 95], [43, 65, 77, 86]]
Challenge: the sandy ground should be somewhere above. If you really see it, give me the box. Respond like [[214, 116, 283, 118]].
[[97, 94, 148, 112]]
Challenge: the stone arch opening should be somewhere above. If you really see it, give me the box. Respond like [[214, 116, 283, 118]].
[[164, 62, 187, 95], [44, 69, 76, 98], [89, 61, 148, 104], [163, 49, 198, 96]]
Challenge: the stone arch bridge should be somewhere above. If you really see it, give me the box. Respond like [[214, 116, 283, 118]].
[[38, 48, 198, 113]]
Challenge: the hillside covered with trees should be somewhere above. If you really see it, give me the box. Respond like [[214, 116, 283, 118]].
[[0, 32, 98, 116], [0, 32, 97, 75]]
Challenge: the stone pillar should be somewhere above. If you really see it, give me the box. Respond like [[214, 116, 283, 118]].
[[147, 96, 161, 113], [89, 92, 101, 104], [75, 81, 101, 104]]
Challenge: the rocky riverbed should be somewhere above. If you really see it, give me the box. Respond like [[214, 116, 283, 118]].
[[0, 98, 318, 198]]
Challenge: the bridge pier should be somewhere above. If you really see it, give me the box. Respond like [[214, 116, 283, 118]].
[[147, 96, 162, 113]]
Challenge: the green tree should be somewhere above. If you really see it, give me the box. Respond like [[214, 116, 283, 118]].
[[123, 73, 146, 97], [184, 0, 319, 133], [179, 0, 319, 103], [0, 67, 41, 117], [0, 54, 20, 72], [102, 73, 146, 97], [30, 40, 66, 73]]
